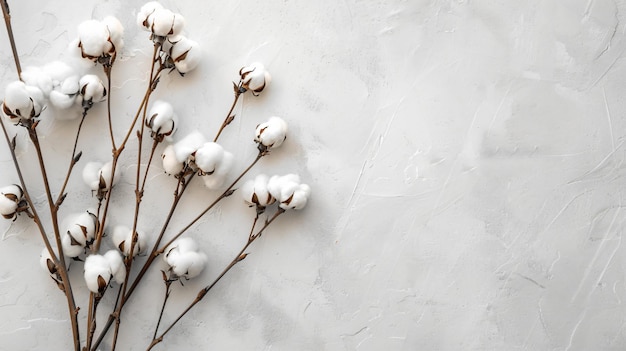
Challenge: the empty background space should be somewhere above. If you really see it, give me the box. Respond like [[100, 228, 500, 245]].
[[0, 0, 625, 350]]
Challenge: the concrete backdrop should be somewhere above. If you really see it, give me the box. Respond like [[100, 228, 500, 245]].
[[0, 0, 625, 350]]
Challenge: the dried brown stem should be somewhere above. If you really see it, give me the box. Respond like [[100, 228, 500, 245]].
[[55, 109, 87, 208], [148, 209, 284, 350], [105, 65, 117, 151], [95, 150, 261, 349], [91, 42, 162, 351], [0, 1, 21, 79], [158, 152, 264, 253], [152, 275, 173, 340], [110, 75, 155, 351], [27, 124, 81, 351], [213, 83, 245, 142]]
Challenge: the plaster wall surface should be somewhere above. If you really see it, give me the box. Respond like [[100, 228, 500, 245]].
[[0, 0, 624, 350]]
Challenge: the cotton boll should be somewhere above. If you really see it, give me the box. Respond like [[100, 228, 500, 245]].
[[77, 20, 109, 61], [146, 100, 177, 140], [239, 62, 271, 95], [169, 251, 207, 278], [164, 237, 207, 279], [25, 85, 46, 116], [65, 211, 97, 247], [150, 8, 185, 37], [82, 161, 118, 192], [84, 254, 111, 294], [168, 36, 201, 74], [161, 144, 184, 175], [82, 161, 104, 191], [255, 116, 287, 150], [111, 225, 146, 257], [62, 232, 84, 258], [268, 174, 311, 210], [0, 184, 23, 220], [103, 250, 126, 284], [39, 246, 69, 276], [0, 196, 18, 219], [201, 151, 233, 190], [241, 174, 275, 208], [79, 75, 107, 104], [2, 81, 45, 121], [284, 183, 311, 210], [165, 237, 198, 258], [173, 131, 206, 163], [102, 16, 124, 53], [164, 237, 198, 265], [194, 142, 224, 174], [99, 161, 119, 191], [137, 1, 164, 30]]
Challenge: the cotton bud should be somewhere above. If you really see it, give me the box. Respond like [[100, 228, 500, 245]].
[[2, 81, 45, 122], [194, 142, 234, 189], [268, 174, 311, 210], [0, 184, 24, 220], [173, 131, 206, 163], [64, 211, 97, 248], [165, 35, 201, 74], [239, 62, 271, 95], [241, 174, 275, 209], [161, 144, 185, 175], [79, 75, 107, 109], [111, 225, 146, 257], [255, 116, 287, 150], [146, 100, 178, 141], [163, 237, 207, 279], [82, 161, 119, 194], [84, 254, 112, 294], [103, 250, 126, 284]]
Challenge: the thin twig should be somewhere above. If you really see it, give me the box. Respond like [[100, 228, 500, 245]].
[[91, 174, 189, 351], [148, 210, 284, 350], [158, 152, 264, 253], [104, 65, 117, 151], [0, 0, 21, 79], [111, 43, 162, 351], [28, 123, 81, 351], [213, 84, 243, 142], [152, 274, 173, 340], [55, 109, 88, 208]]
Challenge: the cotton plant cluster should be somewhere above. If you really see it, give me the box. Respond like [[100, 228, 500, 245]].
[[19, 68, 106, 118], [161, 131, 235, 189], [0, 1, 311, 350], [137, 1, 201, 75]]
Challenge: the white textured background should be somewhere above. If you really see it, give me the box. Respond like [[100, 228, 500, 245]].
[[0, 0, 625, 350]]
